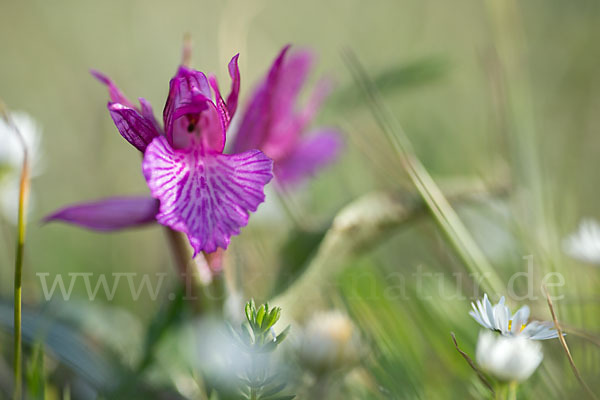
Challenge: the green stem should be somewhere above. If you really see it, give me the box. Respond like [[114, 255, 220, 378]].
[[309, 375, 331, 399], [494, 383, 507, 400], [13, 222, 24, 400], [3, 106, 30, 400], [163, 227, 226, 313], [250, 387, 258, 400], [508, 381, 518, 400]]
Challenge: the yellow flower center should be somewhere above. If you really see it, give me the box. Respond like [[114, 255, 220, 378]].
[[508, 320, 527, 332]]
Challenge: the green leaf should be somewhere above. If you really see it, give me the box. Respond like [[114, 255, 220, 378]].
[[261, 307, 281, 332], [25, 341, 45, 400], [256, 340, 277, 353], [244, 300, 254, 322], [0, 299, 117, 390], [241, 322, 254, 345], [259, 382, 286, 398], [256, 305, 266, 328]]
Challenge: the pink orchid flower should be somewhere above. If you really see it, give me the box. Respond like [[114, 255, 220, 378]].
[[47, 53, 273, 254]]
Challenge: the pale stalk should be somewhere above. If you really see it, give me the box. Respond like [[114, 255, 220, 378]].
[[495, 384, 507, 400], [12, 160, 27, 400], [508, 381, 517, 400], [1, 103, 30, 400]]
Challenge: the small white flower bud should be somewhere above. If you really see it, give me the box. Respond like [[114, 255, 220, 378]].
[[298, 311, 361, 375], [476, 331, 543, 382]]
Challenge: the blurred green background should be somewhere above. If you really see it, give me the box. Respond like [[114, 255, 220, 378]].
[[1, 0, 600, 398]]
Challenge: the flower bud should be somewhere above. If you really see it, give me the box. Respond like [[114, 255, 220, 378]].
[[476, 331, 543, 382], [298, 311, 361, 375]]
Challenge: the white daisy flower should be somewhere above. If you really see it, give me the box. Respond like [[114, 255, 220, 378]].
[[563, 219, 600, 265], [476, 331, 543, 382], [469, 294, 559, 340], [0, 111, 43, 223]]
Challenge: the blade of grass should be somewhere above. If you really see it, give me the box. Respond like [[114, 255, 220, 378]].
[[450, 332, 494, 395], [542, 285, 598, 400], [342, 50, 504, 295], [0, 102, 30, 400]]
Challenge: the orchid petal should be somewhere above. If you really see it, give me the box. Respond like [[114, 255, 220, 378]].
[[274, 129, 342, 186], [139, 97, 163, 135], [271, 48, 313, 122], [260, 49, 315, 158], [209, 75, 230, 127], [232, 46, 291, 154], [226, 54, 241, 117], [142, 136, 273, 254], [108, 103, 161, 152], [298, 77, 332, 129], [44, 196, 159, 231], [91, 69, 136, 109], [164, 66, 224, 151]]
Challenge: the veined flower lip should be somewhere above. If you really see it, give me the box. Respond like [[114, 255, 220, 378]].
[[469, 293, 560, 340]]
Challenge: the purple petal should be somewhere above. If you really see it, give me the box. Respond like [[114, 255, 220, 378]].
[[226, 54, 241, 117], [139, 97, 163, 135], [142, 136, 273, 254], [209, 75, 230, 127], [271, 49, 314, 124], [233, 46, 322, 163], [208, 55, 240, 128], [164, 66, 224, 152], [274, 129, 342, 186], [91, 69, 136, 109], [264, 50, 322, 161], [108, 103, 161, 152], [232, 45, 291, 154], [44, 196, 159, 231], [297, 77, 332, 130]]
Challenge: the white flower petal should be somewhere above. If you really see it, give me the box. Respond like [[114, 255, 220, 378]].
[[563, 219, 600, 265], [476, 331, 543, 382]]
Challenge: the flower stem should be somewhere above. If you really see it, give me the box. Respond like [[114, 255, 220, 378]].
[[508, 381, 517, 400], [13, 183, 26, 400], [163, 227, 193, 278], [249, 387, 258, 400], [495, 384, 507, 400], [1, 104, 30, 400]]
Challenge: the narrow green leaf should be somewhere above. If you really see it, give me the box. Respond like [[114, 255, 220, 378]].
[[25, 341, 45, 400], [276, 326, 291, 344], [262, 395, 295, 400], [245, 301, 253, 324], [241, 322, 254, 345], [256, 305, 266, 328], [259, 382, 286, 398]]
